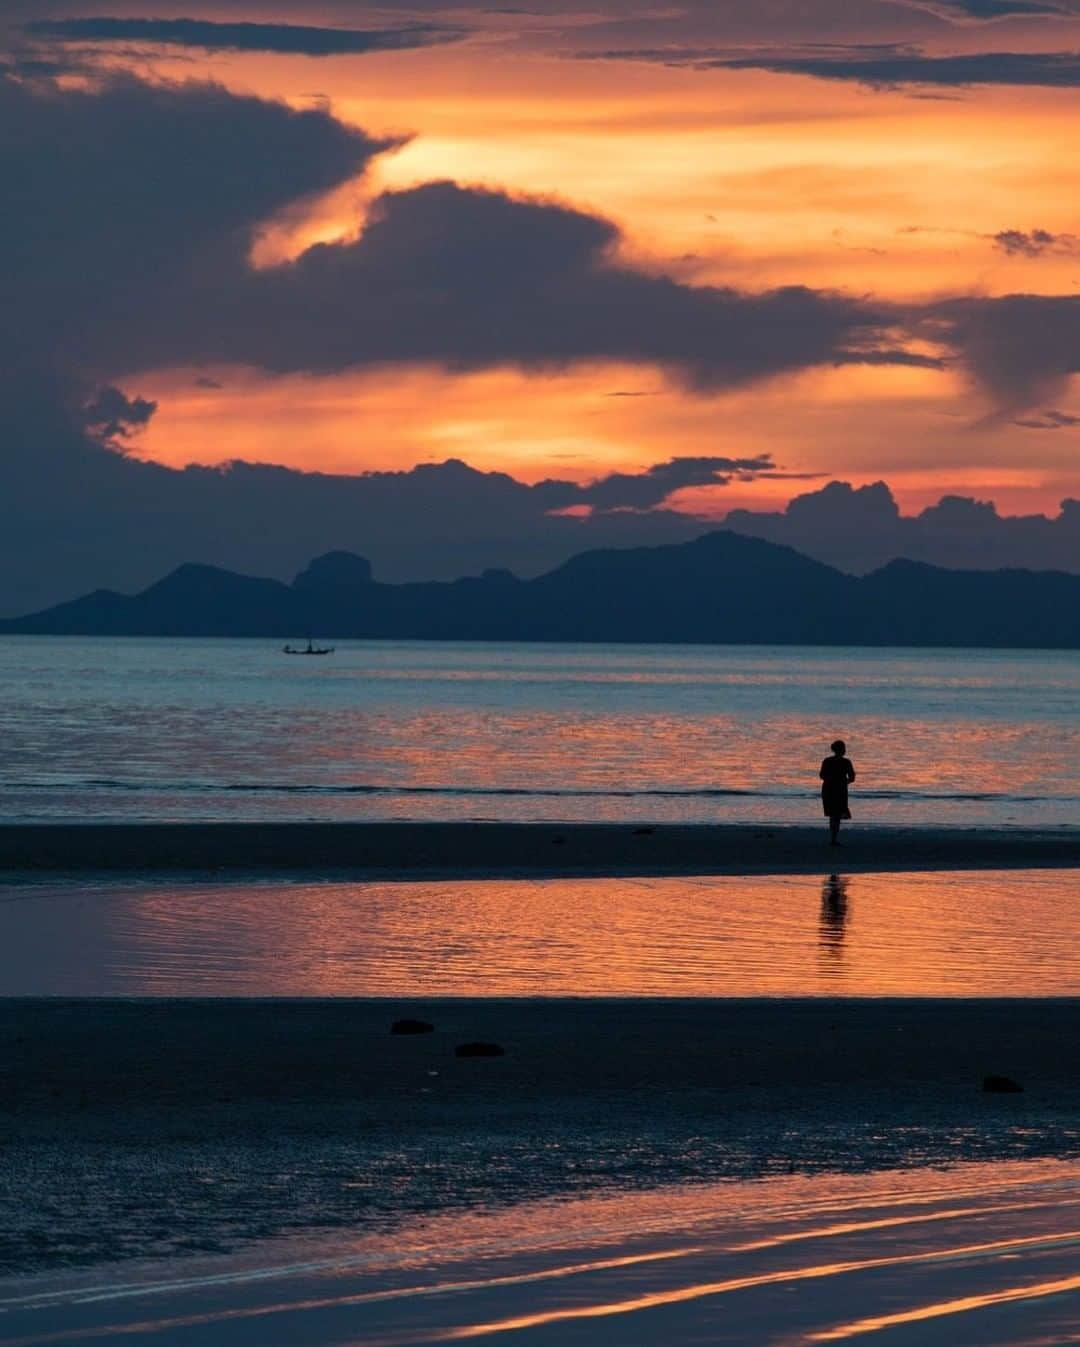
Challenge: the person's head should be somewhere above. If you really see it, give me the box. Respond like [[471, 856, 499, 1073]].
[[830, 739, 846, 756]]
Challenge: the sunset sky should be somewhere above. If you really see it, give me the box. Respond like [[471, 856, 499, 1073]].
[[2, 0, 1079, 610]]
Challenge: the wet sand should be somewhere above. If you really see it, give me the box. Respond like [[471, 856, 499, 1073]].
[[1, 821, 1077, 877], [2, 998, 1078, 1274], [4, 1160, 1078, 1346]]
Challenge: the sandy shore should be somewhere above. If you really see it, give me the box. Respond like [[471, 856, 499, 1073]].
[[1, 821, 1077, 877], [5, 1161, 1078, 1347], [2, 998, 1077, 1274]]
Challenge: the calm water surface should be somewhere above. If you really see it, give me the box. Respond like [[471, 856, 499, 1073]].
[[2, 869, 1076, 996], [0, 637, 1077, 827]]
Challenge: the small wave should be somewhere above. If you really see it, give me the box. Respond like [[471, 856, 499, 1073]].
[[6, 779, 1074, 805]]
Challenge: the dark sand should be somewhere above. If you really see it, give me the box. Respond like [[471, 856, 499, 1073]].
[[1, 821, 1077, 877], [3, 998, 1078, 1272]]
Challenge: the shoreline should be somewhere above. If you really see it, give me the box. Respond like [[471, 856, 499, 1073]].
[[1, 820, 1078, 877]]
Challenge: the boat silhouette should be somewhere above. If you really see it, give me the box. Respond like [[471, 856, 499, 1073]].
[[282, 639, 335, 655]]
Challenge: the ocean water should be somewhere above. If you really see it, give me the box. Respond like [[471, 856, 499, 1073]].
[[2, 869, 1077, 996], [0, 637, 1076, 826]]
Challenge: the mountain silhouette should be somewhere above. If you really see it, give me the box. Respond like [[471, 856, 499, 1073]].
[[1, 530, 1077, 648]]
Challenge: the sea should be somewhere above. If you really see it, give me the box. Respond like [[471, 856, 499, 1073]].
[[0, 636, 1076, 828]]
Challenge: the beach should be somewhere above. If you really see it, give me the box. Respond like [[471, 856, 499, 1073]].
[[9, 11, 1080, 1336], [0, 640, 1075, 1340], [2, 821, 1078, 877], [2, 997, 1078, 1278]]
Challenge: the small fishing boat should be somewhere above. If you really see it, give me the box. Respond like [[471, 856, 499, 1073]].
[[282, 639, 335, 655]]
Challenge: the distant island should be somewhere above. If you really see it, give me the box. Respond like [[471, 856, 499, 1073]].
[[2, 531, 1078, 648]]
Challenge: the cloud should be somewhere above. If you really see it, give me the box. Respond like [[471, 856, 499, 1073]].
[[2, 71, 934, 395], [0, 72, 394, 376], [926, 293, 1080, 411], [81, 385, 156, 442], [580, 43, 1080, 88], [899, 0, 1076, 18], [993, 227, 1079, 255], [122, 180, 936, 388], [724, 480, 1080, 574], [535, 455, 776, 511], [1013, 407, 1080, 427], [24, 16, 466, 57]]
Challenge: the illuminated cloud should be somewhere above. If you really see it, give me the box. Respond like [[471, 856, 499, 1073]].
[[24, 16, 466, 57]]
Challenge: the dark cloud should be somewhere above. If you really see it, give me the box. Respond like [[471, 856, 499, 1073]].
[[902, 0, 1076, 18], [0, 72, 394, 376], [536, 455, 775, 510], [81, 385, 156, 442], [120, 181, 936, 387], [993, 227, 1079, 255], [1, 72, 932, 391], [926, 294, 1080, 411], [1013, 407, 1080, 427], [25, 16, 466, 57], [0, 397, 730, 614], [580, 43, 1080, 88], [724, 480, 1080, 574]]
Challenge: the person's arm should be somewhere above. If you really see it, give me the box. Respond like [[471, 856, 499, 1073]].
[[819, 759, 828, 781], [847, 761, 856, 783]]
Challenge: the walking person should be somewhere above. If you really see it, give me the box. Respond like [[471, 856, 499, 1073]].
[[820, 739, 856, 846]]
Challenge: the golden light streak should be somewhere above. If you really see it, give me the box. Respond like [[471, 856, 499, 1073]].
[[0, 1249, 701, 1346], [728, 1198, 1077, 1252], [808, 1272, 1080, 1341], [444, 1231, 1080, 1339]]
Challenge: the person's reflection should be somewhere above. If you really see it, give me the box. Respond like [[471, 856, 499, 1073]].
[[819, 873, 850, 966]]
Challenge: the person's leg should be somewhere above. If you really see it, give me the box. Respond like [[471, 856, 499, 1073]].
[[829, 815, 841, 845]]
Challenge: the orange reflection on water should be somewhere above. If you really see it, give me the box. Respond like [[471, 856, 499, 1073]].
[[5, 1159, 1076, 1347], [9, 868, 1068, 998], [807, 1273, 1080, 1342], [443, 1230, 1080, 1341]]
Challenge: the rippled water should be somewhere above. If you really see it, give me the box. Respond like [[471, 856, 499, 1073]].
[[2, 869, 1076, 996], [0, 638, 1077, 826]]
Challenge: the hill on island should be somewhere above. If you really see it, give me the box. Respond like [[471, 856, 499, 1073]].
[[1, 530, 1078, 649]]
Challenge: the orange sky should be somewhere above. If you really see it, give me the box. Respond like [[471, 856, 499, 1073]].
[[30, 2, 1080, 517]]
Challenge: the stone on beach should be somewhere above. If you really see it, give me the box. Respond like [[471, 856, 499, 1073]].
[[982, 1074, 1024, 1093], [391, 1019, 435, 1035], [455, 1041, 506, 1058]]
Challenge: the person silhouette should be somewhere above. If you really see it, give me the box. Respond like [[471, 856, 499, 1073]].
[[820, 739, 856, 846]]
